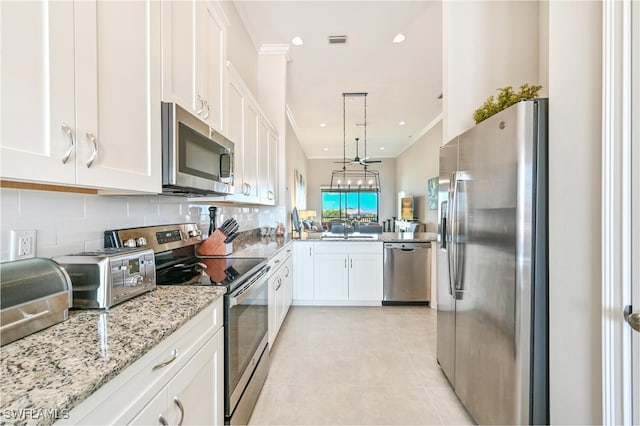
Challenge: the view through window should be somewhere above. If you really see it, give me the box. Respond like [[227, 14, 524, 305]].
[[321, 190, 379, 224]]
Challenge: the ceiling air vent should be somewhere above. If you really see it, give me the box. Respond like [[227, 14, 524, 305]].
[[328, 35, 347, 44]]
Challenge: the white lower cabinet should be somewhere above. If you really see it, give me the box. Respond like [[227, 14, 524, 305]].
[[292, 242, 314, 301], [62, 299, 224, 426], [268, 244, 293, 348], [294, 241, 383, 305], [130, 328, 224, 426]]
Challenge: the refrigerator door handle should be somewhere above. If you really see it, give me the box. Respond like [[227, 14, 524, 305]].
[[447, 172, 458, 295], [451, 171, 469, 292]]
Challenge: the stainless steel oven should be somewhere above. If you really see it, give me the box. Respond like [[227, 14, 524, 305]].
[[104, 223, 270, 426], [225, 265, 270, 425], [161, 102, 234, 196]]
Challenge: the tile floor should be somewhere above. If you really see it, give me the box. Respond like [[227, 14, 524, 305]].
[[249, 306, 474, 425]]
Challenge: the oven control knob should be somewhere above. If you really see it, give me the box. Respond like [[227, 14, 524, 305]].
[[136, 237, 147, 247], [123, 238, 136, 248], [188, 229, 201, 238]]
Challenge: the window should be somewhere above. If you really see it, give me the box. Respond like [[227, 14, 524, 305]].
[[320, 189, 379, 223]]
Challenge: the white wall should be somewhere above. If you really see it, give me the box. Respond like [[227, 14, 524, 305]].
[[442, 1, 540, 142], [395, 120, 442, 231], [0, 188, 284, 262], [548, 1, 602, 423], [305, 158, 396, 224], [285, 119, 308, 230]]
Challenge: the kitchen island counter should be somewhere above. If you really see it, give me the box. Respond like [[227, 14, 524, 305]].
[[295, 232, 437, 243], [0, 285, 225, 425]]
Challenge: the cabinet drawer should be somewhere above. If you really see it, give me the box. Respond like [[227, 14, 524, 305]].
[[268, 242, 293, 271]]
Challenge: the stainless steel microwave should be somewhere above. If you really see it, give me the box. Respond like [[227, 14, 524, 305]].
[[161, 102, 234, 196]]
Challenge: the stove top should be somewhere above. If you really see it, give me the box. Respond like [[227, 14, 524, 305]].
[[157, 256, 266, 289], [104, 223, 267, 291]]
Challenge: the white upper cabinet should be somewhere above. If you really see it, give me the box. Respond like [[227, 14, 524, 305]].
[[166, 0, 226, 133], [243, 98, 260, 201], [0, 0, 161, 193], [267, 130, 278, 204], [0, 1, 76, 185]]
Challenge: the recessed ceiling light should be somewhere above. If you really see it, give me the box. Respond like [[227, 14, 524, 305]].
[[399, 121, 406, 126], [291, 36, 304, 46], [380, 147, 385, 151], [393, 33, 406, 43], [323, 147, 329, 151], [320, 123, 327, 127]]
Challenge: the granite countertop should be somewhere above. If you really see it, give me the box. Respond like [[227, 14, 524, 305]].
[[216, 235, 293, 259], [296, 232, 438, 243], [0, 285, 225, 425]]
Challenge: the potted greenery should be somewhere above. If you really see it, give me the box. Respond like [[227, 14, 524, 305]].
[[473, 83, 543, 124]]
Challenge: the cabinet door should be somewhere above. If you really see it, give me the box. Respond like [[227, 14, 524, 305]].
[[166, 328, 224, 426], [349, 253, 383, 301], [293, 242, 314, 301], [268, 269, 278, 348], [313, 254, 348, 300], [128, 387, 169, 426], [267, 130, 278, 204], [257, 117, 269, 201], [75, 0, 161, 193], [242, 99, 259, 199], [0, 1, 76, 184], [282, 256, 293, 313], [169, 1, 198, 114], [200, 2, 225, 132], [227, 71, 244, 194]]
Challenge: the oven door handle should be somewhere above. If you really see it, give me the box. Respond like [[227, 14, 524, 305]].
[[228, 266, 270, 307]]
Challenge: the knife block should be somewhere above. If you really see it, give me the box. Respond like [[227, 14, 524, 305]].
[[196, 229, 234, 256]]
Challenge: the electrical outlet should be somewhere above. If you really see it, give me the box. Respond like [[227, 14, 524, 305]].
[[10, 229, 37, 260]]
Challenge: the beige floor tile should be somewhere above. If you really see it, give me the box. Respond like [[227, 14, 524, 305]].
[[249, 306, 473, 426]]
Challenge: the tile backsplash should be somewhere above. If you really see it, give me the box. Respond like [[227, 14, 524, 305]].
[[0, 188, 286, 262]]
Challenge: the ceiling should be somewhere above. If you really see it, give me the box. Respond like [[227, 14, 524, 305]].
[[234, 1, 443, 160]]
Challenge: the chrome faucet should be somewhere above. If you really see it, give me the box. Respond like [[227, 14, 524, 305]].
[[343, 222, 349, 239]]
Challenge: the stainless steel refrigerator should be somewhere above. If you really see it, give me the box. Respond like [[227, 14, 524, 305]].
[[436, 98, 548, 425]]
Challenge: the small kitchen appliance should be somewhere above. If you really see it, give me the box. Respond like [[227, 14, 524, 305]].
[[0, 258, 73, 346], [161, 102, 234, 196], [104, 223, 270, 425], [53, 247, 156, 309]]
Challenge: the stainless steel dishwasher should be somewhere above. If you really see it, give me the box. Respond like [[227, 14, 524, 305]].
[[383, 242, 431, 305]]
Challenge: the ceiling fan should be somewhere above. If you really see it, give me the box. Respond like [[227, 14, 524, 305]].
[[334, 137, 382, 166]]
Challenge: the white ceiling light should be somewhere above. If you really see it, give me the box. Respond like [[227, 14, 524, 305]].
[[320, 123, 327, 127], [399, 121, 406, 125], [291, 36, 304, 46], [392, 33, 406, 43], [380, 147, 385, 151], [323, 147, 329, 151]]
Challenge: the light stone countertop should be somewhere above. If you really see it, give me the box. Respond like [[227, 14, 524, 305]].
[[0, 285, 225, 426]]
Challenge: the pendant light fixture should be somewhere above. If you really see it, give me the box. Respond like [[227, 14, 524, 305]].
[[330, 92, 381, 192]]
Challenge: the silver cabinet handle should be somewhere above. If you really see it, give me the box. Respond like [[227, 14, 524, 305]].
[[275, 277, 282, 291], [203, 100, 210, 119], [61, 123, 74, 164], [624, 305, 640, 332], [174, 397, 185, 426], [86, 132, 98, 168], [285, 266, 290, 278], [196, 95, 205, 116], [152, 349, 178, 371], [350, 258, 353, 268], [158, 414, 168, 426], [344, 258, 347, 268]]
